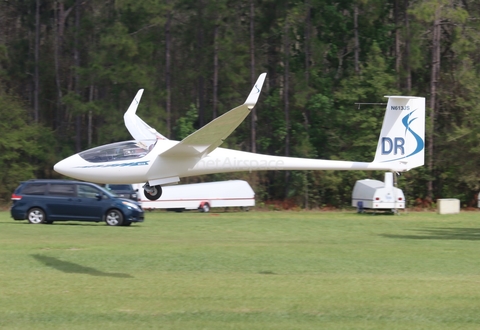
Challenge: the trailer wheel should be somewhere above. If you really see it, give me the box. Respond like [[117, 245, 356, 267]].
[[200, 203, 210, 213]]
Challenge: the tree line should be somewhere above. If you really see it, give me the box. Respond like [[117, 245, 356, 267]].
[[1, 0, 479, 208]]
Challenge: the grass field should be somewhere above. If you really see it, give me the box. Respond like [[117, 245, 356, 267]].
[[1, 209, 480, 329]]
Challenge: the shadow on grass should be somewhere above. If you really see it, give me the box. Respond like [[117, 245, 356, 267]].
[[380, 227, 480, 241], [32, 254, 134, 278], [1, 221, 102, 226], [2, 221, 140, 227]]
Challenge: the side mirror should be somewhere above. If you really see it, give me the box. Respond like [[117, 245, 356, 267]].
[[95, 193, 102, 201]]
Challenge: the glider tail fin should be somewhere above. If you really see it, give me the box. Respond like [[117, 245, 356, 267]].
[[373, 96, 426, 171]]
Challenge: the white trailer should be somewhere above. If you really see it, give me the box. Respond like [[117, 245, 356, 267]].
[[134, 180, 255, 212], [351, 172, 405, 213]]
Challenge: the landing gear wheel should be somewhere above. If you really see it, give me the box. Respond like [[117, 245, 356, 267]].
[[105, 209, 124, 226], [144, 185, 162, 201], [27, 208, 46, 224]]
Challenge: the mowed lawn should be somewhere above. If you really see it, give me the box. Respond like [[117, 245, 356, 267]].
[[1, 209, 480, 329]]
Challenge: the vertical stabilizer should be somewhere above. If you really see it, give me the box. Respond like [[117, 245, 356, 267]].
[[373, 96, 425, 170]]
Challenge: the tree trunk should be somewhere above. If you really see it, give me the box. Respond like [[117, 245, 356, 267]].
[[53, 2, 73, 135], [250, 0, 256, 153], [53, 3, 62, 130], [196, 0, 205, 127], [305, 0, 311, 85], [213, 23, 219, 119], [394, 0, 401, 87], [304, 0, 312, 209], [404, 0, 411, 91], [284, 14, 290, 196], [165, 5, 172, 137], [284, 19, 290, 158], [353, 4, 359, 75], [88, 85, 94, 147], [34, 0, 40, 123], [428, 7, 441, 199], [74, 0, 81, 152]]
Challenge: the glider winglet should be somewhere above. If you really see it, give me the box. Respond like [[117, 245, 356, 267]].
[[245, 73, 267, 108], [124, 89, 168, 142], [124, 89, 144, 119]]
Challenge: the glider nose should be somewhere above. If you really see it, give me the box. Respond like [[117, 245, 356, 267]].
[[54, 154, 83, 177]]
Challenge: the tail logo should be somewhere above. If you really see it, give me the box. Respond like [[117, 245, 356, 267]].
[[381, 109, 424, 162]]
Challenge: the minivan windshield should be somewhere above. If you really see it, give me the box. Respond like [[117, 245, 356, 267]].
[[97, 185, 116, 198]]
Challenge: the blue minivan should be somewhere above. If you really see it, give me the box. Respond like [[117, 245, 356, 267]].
[[11, 179, 144, 226]]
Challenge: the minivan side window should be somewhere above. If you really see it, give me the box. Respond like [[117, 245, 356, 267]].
[[22, 183, 47, 195], [49, 184, 76, 197], [77, 185, 100, 199]]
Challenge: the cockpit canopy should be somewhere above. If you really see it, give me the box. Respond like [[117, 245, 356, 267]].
[[79, 140, 156, 163]]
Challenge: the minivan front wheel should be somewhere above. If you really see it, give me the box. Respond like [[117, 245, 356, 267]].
[[27, 208, 46, 224], [105, 209, 124, 226]]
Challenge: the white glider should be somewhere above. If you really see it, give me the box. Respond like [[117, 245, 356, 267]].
[[54, 73, 425, 200]]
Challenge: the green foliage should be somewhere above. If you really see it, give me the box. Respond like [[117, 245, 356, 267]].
[[4, 0, 480, 207], [305, 93, 336, 159], [173, 104, 198, 140], [333, 42, 398, 162], [0, 93, 55, 201]]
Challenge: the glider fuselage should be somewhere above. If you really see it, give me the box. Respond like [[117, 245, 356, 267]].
[[54, 138, 412, 185]]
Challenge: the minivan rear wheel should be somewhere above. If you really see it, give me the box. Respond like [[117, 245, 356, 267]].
[[27, 208, 46, 224], [105, 209, 124, 226]]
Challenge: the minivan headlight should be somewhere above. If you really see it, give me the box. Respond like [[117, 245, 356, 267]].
[[122, 201, 141, 211]]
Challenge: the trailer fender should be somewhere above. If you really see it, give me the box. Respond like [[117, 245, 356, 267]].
[[199, 201, 211, 213]]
